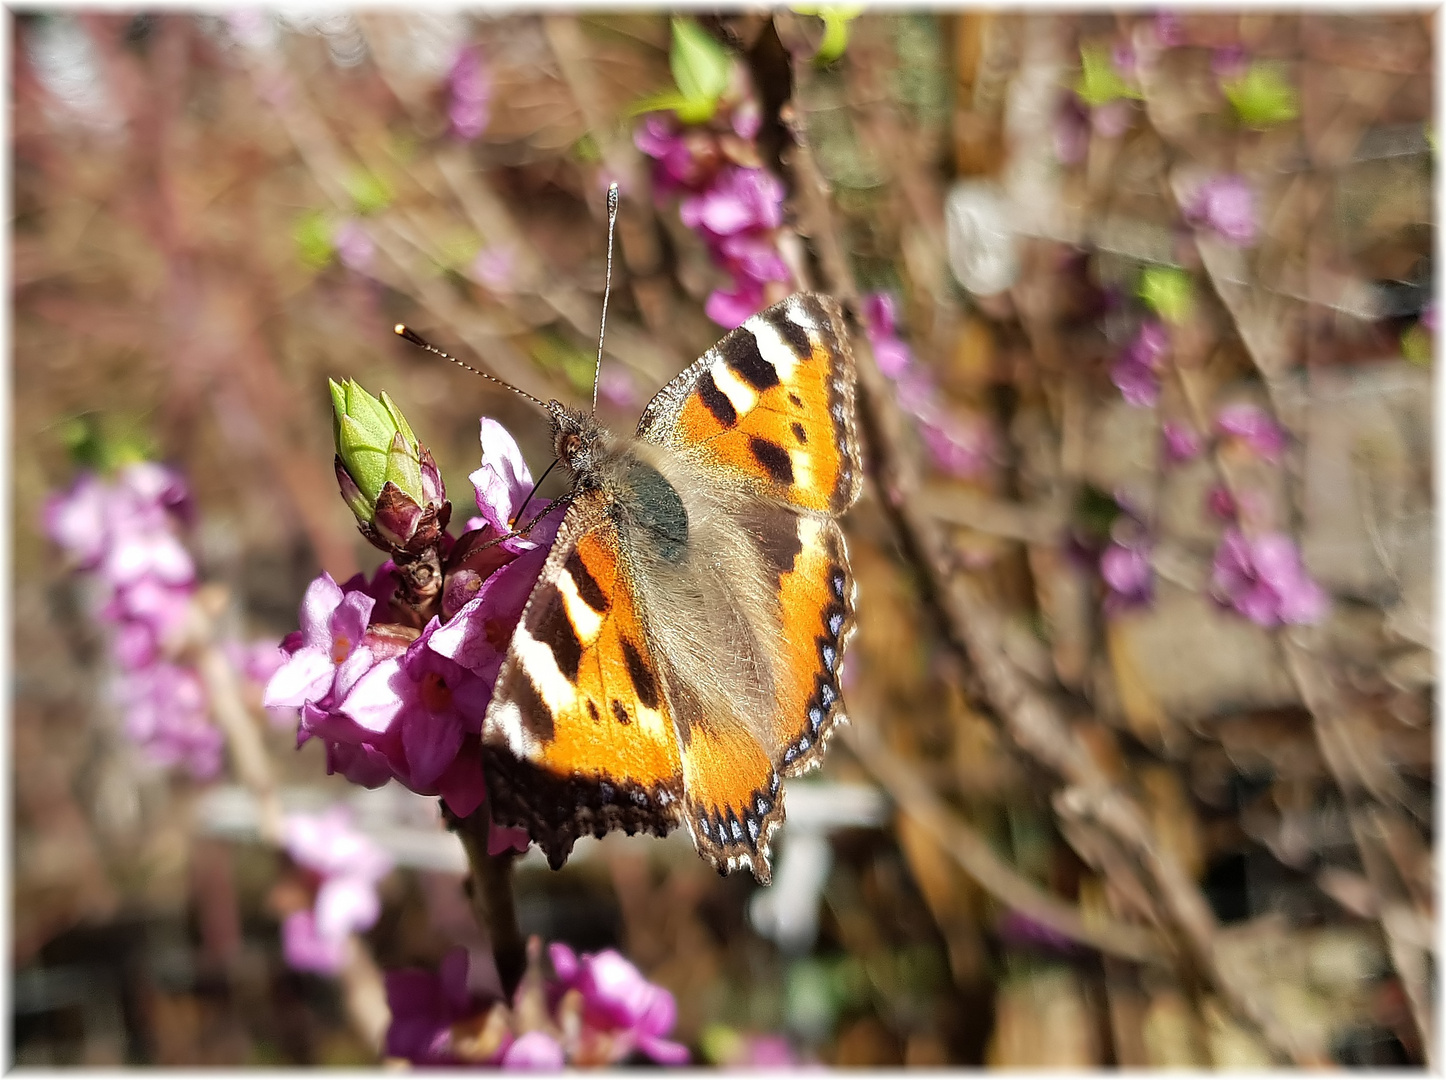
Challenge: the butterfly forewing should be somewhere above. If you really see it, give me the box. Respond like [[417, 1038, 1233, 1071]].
[[483, 493, 684, 868], [636, 294, 863, 516]]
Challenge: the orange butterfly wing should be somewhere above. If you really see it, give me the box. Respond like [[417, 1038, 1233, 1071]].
[[636, 293, 863, 515], [637, 294, 863, 882], [483, 493, 684, 869]]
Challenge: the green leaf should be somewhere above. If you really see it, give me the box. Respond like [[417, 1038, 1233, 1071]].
[[1138, 266, 1194, 325], [1402, 323, 1432, 367], [1074, 44, 1141, 108], [1222, 62, 1298, 129], [294, 210, 335, 269], [344, 169, 394, 215], [670, 18, 731, 109], [793, 5, 864, 64]]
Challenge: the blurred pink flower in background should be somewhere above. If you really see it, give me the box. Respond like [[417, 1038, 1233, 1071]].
[[1161, 419, 1203, 464], [1110, 321, 1169, 408], [861, 292, 994, 479], [1215, 402, 1286, 460], [280, 807, 393, 975], [1210, 527, 1328, 626], [1100, 539, 1154, 613], [447, 45, 491, 141], [1183, 174, 1258, 246]]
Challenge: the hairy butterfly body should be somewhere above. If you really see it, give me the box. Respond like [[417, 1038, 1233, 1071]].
[[482, 293, 861, 884]]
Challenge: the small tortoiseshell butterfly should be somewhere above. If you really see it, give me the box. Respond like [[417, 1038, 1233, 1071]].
[[478, 291, 861, 884], [480, 292, 861, 884]]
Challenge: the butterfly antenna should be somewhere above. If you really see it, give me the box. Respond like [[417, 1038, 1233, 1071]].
[[591, 182, 621, 413], [511, 456, 559, 527], [393, 324, 550, 413]]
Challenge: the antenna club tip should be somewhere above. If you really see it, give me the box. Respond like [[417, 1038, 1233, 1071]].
[[393, 323, 407, 336]]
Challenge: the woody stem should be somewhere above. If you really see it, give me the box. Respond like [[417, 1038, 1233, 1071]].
[[455, 811, 527, 999]]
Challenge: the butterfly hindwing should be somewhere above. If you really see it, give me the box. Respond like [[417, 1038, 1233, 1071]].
[[738, 503, 858, 778], [636, 294, 863, 516], [483, 493, 684, 869]]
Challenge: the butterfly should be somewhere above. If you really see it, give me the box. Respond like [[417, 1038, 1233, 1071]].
[[480, 292, 862, 885]]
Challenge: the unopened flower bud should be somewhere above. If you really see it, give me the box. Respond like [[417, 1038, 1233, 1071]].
[[329, 378, 451, 554]]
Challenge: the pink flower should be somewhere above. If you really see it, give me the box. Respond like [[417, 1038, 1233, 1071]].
[[264, 573, 377, 712], [471, 245, 515, 292], [467, 418, 541, 547], [332, 219, 374, 271], [282, 910, 348, 974], [501, 1032, 566, 1069], [549, 944, 690, 1065], [920, 416, 992, 479], [1183, 174, 1258, 246], [1161, 420, 1203, 464], [679, 166, 784, 237], [1215, 403, 1286, 461], [705, 276, 766, 329], [1111, 321, 1170, 407], [1100, 540, 1153, 613], [448, 45, 491, 141], [385, 947, 486, 1065], [280, 807, 393, 975], [1210, 527, 1328, 626], [115, 662, 224, 779]]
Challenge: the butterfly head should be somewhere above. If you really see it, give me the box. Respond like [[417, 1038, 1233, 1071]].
[[547, 401, 609, 486]]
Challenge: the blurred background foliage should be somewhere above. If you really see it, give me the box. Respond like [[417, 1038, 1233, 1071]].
[[12, 9, 1435, 1067]]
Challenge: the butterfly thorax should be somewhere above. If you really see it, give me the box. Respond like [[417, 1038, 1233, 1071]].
[[549, 402, 690, 564]]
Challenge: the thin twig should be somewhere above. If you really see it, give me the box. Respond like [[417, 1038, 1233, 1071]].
[[842, 721, 1166, 964]]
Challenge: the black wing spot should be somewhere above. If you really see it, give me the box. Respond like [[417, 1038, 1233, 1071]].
[[792, 422, 808, 445], [749, 437, 794, 486], [512, 671, 555, 743], [611, 698, 632, 725], [697, 370, 738, 427], [586, 699, 600, 722], [620, 638, 660, 710], [727, 330, 782, 390], [789, 392, 804, 408], [532, 599, 582, 681], [775, 314, 813, 360], [565, 550, 610, 613]]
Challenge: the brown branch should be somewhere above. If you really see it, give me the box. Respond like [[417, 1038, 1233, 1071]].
[[778, 22, 1317, 1064], [842, 721, 1166, 964], [452, 811, 527, 1000]]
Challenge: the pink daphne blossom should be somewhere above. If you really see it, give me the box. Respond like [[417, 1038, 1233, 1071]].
[[280, 807, 393, 975], [1100, 539, 1153, 613], [447, 45, 491, 141], [1183, 174, 1258, 246], [1215, 402, 1287, 461], [1161, 419, 1203, 464], [45, 462, 222, 780], [549, 943, 690, 1065], [266, 418, 559, 828], [115, 662, 224, 778], [1110, 321, 1170, 408], [1210, 527, 1328, 626]]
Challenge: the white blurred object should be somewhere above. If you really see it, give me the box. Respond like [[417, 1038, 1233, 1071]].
[[25, 16, 124, 134], [944, 179, 1020, 297], [748, 781, 888, 953]]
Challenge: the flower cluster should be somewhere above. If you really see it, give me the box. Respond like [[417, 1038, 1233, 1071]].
[[386, 942, 689, 1067], [45, 463, 226, 778], [265, 417, 557, 829], [279, 807, 394, 974], [1210, 527, 1328, 627], [633, 29, 793, 330], [860, 292, 993, 479]]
